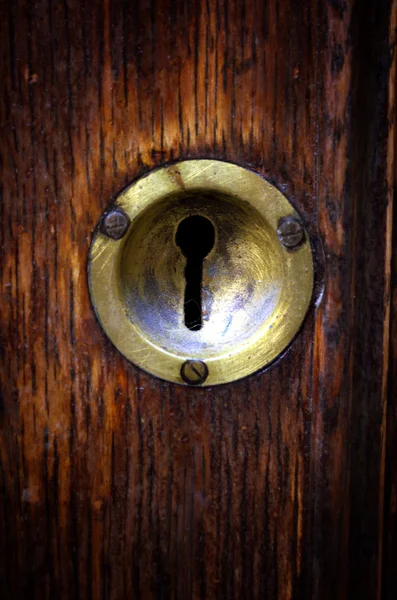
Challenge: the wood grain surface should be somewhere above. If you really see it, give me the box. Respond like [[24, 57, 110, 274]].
[[0, 0, 396, 598]]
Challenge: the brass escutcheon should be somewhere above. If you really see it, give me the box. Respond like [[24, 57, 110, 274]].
[[88, 160, 314, 386]]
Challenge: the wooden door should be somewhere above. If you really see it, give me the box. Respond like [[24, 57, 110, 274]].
[[1, 1, 396, 598]]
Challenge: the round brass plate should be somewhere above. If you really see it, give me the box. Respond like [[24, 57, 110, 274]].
[[88, 160, 314, 386]]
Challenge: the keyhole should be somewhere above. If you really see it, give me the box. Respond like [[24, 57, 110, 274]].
[[176, 215, 215, 331]]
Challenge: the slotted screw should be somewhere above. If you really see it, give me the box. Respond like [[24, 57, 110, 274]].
[[102, 209, 130, 240], [277, 217, 304, 248], [181, 360, 209, 385]]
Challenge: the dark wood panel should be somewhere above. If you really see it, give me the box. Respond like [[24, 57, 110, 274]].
[[383, 2, 397, 596], [0, 0, 395, 599], [313, 2, 396, 599]]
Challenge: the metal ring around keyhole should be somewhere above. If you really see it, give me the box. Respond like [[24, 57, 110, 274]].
[[88, 159, 314, 386]]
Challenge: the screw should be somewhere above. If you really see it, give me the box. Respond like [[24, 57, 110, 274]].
[[102, 209, 130, 240], [277, 217, 304, 249], [181, 359, 209, 385]]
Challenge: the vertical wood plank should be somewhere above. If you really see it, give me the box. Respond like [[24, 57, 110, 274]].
[[312, 1, 396, 598], [0, 0, 395, 599], [383, 2, 397, 598]]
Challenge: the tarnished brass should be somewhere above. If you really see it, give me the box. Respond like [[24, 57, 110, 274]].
[[88, 160, 314, 386]]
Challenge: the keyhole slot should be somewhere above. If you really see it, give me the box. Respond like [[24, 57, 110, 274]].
[[175, 215, 215, 331]]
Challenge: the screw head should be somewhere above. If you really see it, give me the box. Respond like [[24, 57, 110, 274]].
[[277, 217, 304, 249], [102, 209, 130, 240], [181, 359, 209, 385]]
